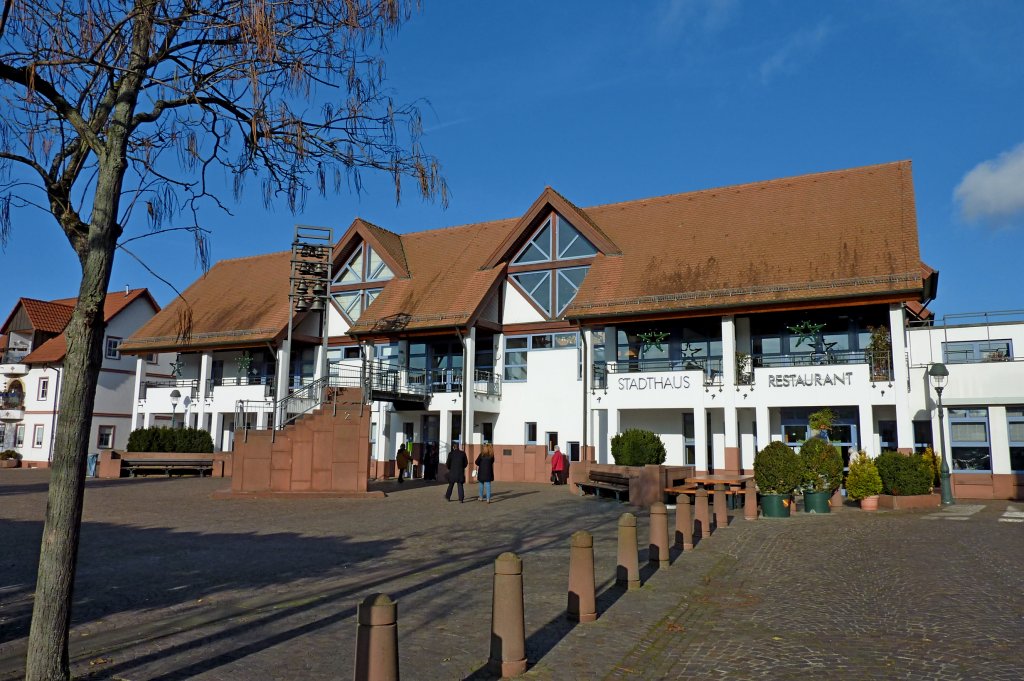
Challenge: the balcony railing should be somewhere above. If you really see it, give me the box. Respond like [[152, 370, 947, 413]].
[[0, 393, 25, 410], [1, 350, 28, 364], [140, 378, 199, 400], [473, 369, 502, 398], [592, 350, 895, 388]]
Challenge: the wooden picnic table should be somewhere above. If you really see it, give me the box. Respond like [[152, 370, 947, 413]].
[[666, 473, 758, 522]]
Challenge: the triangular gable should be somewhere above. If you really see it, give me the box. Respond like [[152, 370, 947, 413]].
[[331, 218, 410, 280], [483, 186, 621, 269]]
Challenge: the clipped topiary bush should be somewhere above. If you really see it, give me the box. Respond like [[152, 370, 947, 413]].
[[846, 451, 883, 501], [875, 451, 933, 496], [798, 437, 843, 493], [753, 441, 802, 494], [126, 427, 214, 454], [611, 429, 667, 466]]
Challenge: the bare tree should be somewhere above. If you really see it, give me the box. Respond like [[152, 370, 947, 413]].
[[0, 2, 446, 678]]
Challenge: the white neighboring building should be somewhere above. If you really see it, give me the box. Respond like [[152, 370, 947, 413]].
[[0, 289, 164, 466]]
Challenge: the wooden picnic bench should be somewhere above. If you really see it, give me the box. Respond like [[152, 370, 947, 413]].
[[576, 470, 630, 501], [122, 458, 214, 478]]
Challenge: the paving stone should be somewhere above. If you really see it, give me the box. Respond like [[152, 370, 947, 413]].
[[1, 469, 1022, 680]]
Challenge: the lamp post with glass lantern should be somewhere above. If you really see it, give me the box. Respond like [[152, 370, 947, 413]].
[[170, 389, 181, 429], [927, 363, 954, 505]]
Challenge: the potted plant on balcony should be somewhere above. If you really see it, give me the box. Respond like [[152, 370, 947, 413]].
[[808, 407, 835, 439], [753, 441, 802, 518], [866, 325, 892, 380], [798, 437, 843, 513], [846, 450, 883, 510], [0, 449, 21, 468]]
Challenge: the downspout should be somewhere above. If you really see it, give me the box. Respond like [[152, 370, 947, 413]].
[[48, 365, 61, 463], [577, 320, 588, 463]]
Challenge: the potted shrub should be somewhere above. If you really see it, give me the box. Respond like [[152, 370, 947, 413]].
[[846, 451, 883, 510], [753, 441, 802, 518], [0, 449, 21, 468], [798, 437, 843, 513], [866, 325, 892, 380]]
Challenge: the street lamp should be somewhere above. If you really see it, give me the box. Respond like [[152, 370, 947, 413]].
[[170, 389, 181, 429], [927, 363, 954, 505]]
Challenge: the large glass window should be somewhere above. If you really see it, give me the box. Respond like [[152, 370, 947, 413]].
[[511, 271, 552, 314], [1007, 407, 1024, 472], [942, 340, 1012, 364], [913, 421, 933, 453], [949, 408, 991, 471]]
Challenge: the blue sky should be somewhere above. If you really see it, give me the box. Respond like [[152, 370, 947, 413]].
[[3, 0, 1023, 318]]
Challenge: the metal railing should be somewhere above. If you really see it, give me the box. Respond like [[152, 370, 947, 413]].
[[751, 349, 892, 379], [1, 350, 28, 364], [599, 357, 725, 387], [0, 393, 25, 410], [139, 378, 199, 400], [473, 369, 502, 398]]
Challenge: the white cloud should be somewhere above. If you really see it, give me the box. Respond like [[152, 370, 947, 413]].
[[955, 143, 1024, 226], [654, 0, 738, 42], [759, 19, 832, 84]]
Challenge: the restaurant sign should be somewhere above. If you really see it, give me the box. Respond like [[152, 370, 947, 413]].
[[767, 371, 854, 388]]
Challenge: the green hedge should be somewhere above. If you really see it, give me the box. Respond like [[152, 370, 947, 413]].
[[127, 427, 213, 453], [875, 451, 934, 496], [611, 429, 667, 466], [753, 441, 802, 494]]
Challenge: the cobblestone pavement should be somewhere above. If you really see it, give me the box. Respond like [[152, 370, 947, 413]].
[[1, 469, 1022, 680]]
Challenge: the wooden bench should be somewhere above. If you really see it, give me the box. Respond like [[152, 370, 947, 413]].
[[122, 458, 214, 478], [577, 471, 630, 501]]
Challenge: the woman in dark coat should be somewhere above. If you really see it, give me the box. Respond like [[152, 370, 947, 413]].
[[444, 443, 468, 503], [475, 447, 495, 503]]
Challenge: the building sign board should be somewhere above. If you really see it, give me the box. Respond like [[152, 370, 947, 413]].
[[767, 371, 854, 388], [616, 375, 693, 391]]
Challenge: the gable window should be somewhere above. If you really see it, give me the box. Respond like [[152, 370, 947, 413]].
[[38, 377, 49, 401], [333, 288, 383, 323], [509, 213, 597, 318], [335, 243, 394, 285], [105, 336, 122, 360]]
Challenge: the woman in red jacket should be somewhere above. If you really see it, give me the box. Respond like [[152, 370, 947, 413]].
[[550, 445, 568, 485]]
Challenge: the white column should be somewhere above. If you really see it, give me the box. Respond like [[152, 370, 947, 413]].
[[721, 315, 737, 385], [756, 404, 772, 452], [132, 357, 145, 430], [213, 412, 225, 451], [989, 406, 1010, 474], [464, 327, 476, 446], [889, 304, 914, 451], [313, 343, 327, 382], [694, 405, 708, 472], [197, 351, 212, 433], [858, 403, 875, 457], [439, 407, 452, 457]]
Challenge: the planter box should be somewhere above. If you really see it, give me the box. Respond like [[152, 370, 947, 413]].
[[0, 459, 19, 468], [877, 493, 941, 510]]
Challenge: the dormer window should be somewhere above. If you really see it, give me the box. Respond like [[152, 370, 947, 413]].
[[332, 241, 393, 323], [509, 213, 596, 318], [512, 214, 596, 265]]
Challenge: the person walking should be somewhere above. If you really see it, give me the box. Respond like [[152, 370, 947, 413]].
[[551, 445, 568, 485], [445, 441, 468, 502], [396, 445, 411, 485], [475, 447, 495, 503]]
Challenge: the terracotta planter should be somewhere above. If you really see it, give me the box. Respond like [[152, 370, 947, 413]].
[[859, 495, 879, 511]]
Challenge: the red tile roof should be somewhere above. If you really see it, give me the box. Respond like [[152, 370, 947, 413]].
[[120, 252, 293, 353], [20, 289, 158, 364], [352, 160, 926, 332]]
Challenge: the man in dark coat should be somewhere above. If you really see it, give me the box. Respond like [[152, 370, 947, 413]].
[[445, 442, 468, 503]]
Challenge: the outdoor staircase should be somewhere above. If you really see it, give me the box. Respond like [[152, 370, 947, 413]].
[[230, 385, 377, 496]]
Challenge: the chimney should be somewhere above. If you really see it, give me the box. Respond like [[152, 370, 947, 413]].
[[125, 285, 130, 296]]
